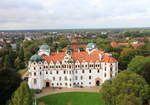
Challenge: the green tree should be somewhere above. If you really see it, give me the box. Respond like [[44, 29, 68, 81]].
[[3, 55, 12, 68], [118, 48, 140, 70], [9, 82, 33, 105], [18, 47, 24, 61], [0, 68, 21, 105], [127, 56, 150, 85], [14, 57, 25, 70], [101, 71, 150, 105]]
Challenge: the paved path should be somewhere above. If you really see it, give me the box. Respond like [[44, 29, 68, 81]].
[[36, 86, 101, 98]]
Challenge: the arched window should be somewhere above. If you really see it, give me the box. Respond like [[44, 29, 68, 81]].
[[65, 76, 68, 81], [82, 70, 84, 73], [34, 72, 36, 76], [89, 70, 91, 73]]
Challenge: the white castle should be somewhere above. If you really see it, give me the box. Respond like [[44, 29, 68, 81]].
[[28, 43, 118, 89]]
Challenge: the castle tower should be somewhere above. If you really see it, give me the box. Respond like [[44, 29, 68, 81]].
[[86, 43, 97, 53], [28, 54, 44, 89], [38, 44, 50, 56]]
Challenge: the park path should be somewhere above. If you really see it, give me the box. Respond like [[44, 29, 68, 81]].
[[36, 86, 101, 98]]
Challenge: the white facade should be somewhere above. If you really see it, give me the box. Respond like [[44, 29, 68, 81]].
[[28, 43, 118, 89]]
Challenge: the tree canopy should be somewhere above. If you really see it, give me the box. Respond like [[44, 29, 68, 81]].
[[9, 82, 33, 105], [0, 68, 21, 105], [127, 56, 150, 85], [101, 70, 150, 105]]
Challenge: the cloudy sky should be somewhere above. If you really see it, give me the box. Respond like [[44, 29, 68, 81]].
[[0, 0, 150, 29]]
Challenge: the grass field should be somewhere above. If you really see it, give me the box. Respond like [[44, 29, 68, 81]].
[[38, 92, 105, 105]]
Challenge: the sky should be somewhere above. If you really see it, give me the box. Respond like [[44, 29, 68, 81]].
[[0, 0, 150, 30]]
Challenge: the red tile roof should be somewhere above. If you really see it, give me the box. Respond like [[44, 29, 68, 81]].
[[110, 42, 129, 47], [43, 50, 117, 63], [131, 43, 145, 48], [63, 44, 86, 50]]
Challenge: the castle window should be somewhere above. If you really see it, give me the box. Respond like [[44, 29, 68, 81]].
[[33, 79, 37, 84], [110, 74, 112, 78], [34, 72, 36, 76], [81, 76, 83, 80], [110, 67, 113, 72], [59, 77, 61, 81], [89, 82, 91, 84], [60, 83, 62, 85], [81, 82, 83, 85], [40, 72, 42, 75], [89, 70, 91, 73], [65, 83, 67, 86], [69, 65, 71, 68], [40, 67, 41, 69], [57, 83, 59, 86], [85, 65, 87, 67], [70, 84, 71, 86], [70, 78, 71, 81], [65, 76, 68, 81], [89, 76, 91, 79], [105, 73, 107, 77], [76, 70, 78, 74], [56, 71, 59, 74], [46, 71, 48, 74], [64, 71, 66, 74], [34, 67, 36, 70], [82, 65, 84, 68], [105, 67, 106, 71], [82, 70, 84, 73], [69, 71, 71, 74], [53, 77, 55, 81], [97, 70, 100, 73]]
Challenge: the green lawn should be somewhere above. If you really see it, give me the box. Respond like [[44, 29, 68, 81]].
[[38, 92, 105, 105]]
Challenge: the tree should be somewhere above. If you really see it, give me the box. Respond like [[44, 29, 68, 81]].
[[127, 56, 150, 85], [101, 71, 150, 105], [9, 82, 33, 105], [14, 57, 25, 70], [118, 48, 140, 70], [18, 47, 24, 61], [0, 68, 21, 105], [3, 55, 12, 68]]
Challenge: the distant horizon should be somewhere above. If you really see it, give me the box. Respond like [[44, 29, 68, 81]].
[[0, 26, 150, 32]]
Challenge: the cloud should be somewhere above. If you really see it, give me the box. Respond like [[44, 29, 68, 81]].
[[0, 0, 150, 29]]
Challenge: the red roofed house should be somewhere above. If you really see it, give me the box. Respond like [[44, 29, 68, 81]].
[[110, 42, 129, 47], [111, 41, 144, 48], [63, 44, 86, 51], [131, 41, 145, 48], [28, 43, 118, 89]]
